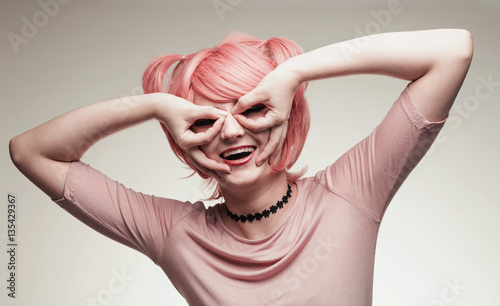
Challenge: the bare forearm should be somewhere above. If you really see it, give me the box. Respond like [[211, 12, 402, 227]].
[[280, 28, 472, 121], [11, 94, 161, 162], [281, 29, 472, 83], [9, 94, 163, 199]]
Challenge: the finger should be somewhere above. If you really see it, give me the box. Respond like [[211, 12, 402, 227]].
[[268, 124, 287, 164], [269, 131, 285, 165], [191, 105, 228, 120], [189, 148, 231, 174], [234, 112, 280, 132], [181, 117, 225, 148], [186, 154, 221, 180], [256, 123, 287, 166], [231, 91, 266, 115], [233, 114, 267, 132], [195, 116, 225, 144]]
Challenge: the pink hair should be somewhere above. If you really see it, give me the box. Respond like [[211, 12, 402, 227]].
[[142, 32, 310, 198]]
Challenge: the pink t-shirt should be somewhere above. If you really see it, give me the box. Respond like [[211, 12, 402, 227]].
[[54, 87, 445, 305]]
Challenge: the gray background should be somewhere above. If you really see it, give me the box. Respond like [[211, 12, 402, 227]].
[[1, 0, 499, 305]]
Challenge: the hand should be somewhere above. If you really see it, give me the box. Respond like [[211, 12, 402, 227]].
[[155, 94, 231, 175], [231, 66, 301, 166]]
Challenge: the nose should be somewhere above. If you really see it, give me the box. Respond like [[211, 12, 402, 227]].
[[220, 114, 245, 141]]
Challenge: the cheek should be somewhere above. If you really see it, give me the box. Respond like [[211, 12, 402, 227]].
[[198, 141, 218, 158], [252, 130, 271, 148]]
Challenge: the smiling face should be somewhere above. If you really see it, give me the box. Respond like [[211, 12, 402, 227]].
[[192, 93, 279, 189]]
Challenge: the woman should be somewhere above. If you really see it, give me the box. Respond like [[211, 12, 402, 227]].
[[9, 29, 473, 305]]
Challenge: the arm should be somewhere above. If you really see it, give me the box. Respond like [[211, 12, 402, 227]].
[[282, 28, 473, 121], [9, 93, 228, 200], [233, 29, 473, 161]]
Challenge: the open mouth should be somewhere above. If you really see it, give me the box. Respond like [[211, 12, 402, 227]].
[[220, 146, 256, 160]]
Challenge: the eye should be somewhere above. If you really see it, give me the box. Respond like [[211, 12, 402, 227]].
[[192, 119, 216, 128], [241, 104, 265, 116]]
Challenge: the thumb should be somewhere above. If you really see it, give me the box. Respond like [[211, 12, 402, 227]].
[[192, 105, 228, 120], [232, 90, 265, 115]]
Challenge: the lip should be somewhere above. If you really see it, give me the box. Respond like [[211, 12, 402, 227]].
[[220, 145, 256, 167]]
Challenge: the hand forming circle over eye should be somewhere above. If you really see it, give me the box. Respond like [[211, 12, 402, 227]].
[[154, 93, 231, 174], [231, 67, 301, 166]]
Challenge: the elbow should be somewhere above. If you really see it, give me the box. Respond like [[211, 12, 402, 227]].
[[431, 29, 473, 74], [447, 29, 474, 65], [9, 134, 33, 172], [457, 29, 474, 63], [9, 136, 25, 169]]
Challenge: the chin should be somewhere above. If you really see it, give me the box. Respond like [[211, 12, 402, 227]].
[[217, 162, 272, 189]]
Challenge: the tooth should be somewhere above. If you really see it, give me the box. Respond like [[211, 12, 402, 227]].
[[223, 147, 254, 158]]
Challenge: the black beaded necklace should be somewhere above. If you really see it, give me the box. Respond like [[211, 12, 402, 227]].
[[225, 184, 292, 223]]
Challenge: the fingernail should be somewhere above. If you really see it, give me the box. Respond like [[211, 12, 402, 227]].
[[218, 110, 228, 116]]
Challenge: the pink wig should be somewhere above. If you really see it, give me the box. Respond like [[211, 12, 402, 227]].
[[142, 33, 310, 197]]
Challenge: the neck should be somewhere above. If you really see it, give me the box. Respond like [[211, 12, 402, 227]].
[[219, 171, 296, 240]]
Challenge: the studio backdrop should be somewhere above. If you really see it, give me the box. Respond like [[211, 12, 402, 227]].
[[1, 0, 499, 305]]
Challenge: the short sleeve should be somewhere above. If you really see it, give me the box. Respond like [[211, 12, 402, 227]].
[[53, 161, 203, 264], [314, 86, 446, 223]]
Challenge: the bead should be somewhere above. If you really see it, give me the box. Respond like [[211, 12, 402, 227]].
[[225, 184, 292, 223]]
